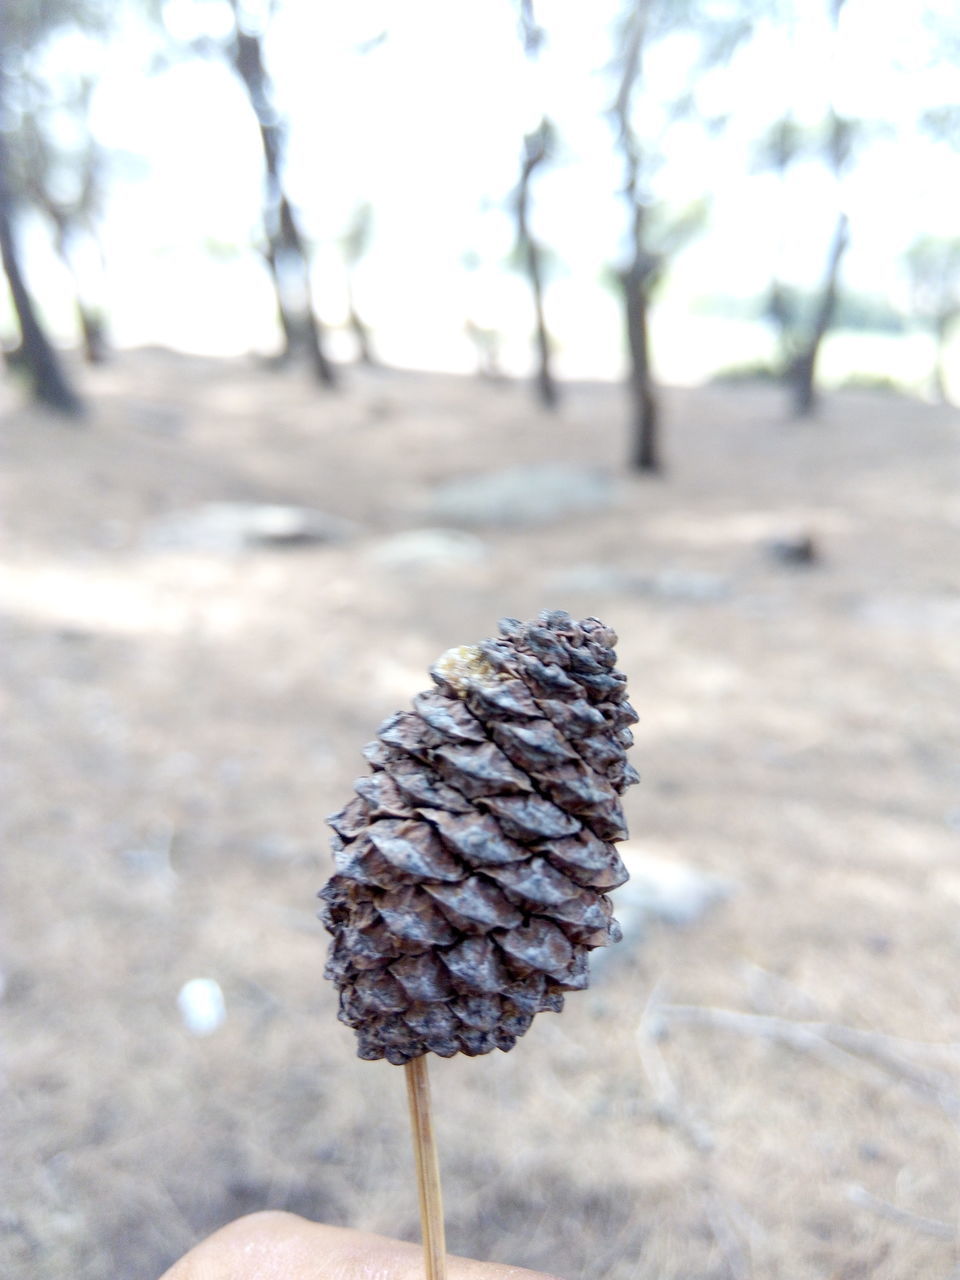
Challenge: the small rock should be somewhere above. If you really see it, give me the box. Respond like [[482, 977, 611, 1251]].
[[547, 566, 628, 594], [549, 565, 730, 602], [177, 978, 226, 1036], [56, 627, 94, 644], [120, 845, 174, 878], [428, 464, 614, 527], [764, 532, 819, 566], [646, 569, 731, 601], [594, 845, 732, 978], [128, 401, 186, 436], [854, 595, 960, 631], [366, 528, 487, 571], [253, 833, 302, 861], [617, 847, 732, 928], [119, 822, 176, 882], [145, 503, 358, 553], [0, 970, 33, 1004]]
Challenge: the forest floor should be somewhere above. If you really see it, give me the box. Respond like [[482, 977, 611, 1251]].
[[2, 348, 959, 1280]]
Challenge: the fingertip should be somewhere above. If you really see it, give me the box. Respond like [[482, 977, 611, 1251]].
[[220, 1209, 313, 1237], [158, 1210, 319, 1279], [160, 1213, 568, 1280]]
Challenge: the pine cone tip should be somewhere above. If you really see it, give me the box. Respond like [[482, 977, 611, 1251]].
[[431, 644, 505, 696]]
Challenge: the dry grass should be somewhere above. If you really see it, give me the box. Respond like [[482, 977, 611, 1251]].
[[2, 351, 959, 1279]]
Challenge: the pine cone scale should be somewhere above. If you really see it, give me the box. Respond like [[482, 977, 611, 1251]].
[[493, 917, 573, 975], [478, 794, 582, 841], [389, 951, 452, 1002], [411, 689, 489, 741], [424, 877, 524, 930], [366, 819, 465, 882], [431, 741, 533, 798], [416, 808, 529, 866], [440, 935, 510, 993]]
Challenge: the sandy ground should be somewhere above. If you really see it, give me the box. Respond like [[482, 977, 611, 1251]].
[[1, 350, 959, 1280]]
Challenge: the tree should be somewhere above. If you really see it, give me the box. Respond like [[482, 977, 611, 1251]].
[[0, 4, 90, 414], [610, 2, 660, 471], [511, 2, 558, 410], [755, 115, 806, 367], [757, 111, 855, 414], [609, 0, 749, 471], [752, 1, 862, 418], [513, 118, 558, 410], [784, 112, 853, 417], [15, 82, 109, 364], [341, 202, 375, 366], [904, 236, 960, 402], [223, 0, 336, 386], [918, 101, 960, 401]]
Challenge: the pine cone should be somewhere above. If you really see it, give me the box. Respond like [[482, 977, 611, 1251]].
[[319, 610, 638, 1064]]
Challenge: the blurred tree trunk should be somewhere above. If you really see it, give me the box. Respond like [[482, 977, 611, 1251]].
[[78, 306, 108, 365], [16, 73, 110, 367], [514, 5, 557, 409], [903, 235, 960, 405], [932, 316, 950, 403], [612, 0, 660, 473], [49, 216, 108, 364], [230, 18, 336, 386], [756, 4, 855, 419], [342, 204, 376, 365], [621, 258, 658, 471], [790, 211, 848, 417], [347, 296, 375, 366], [0, 89, 82, 413], [515, 123, 557, 410]]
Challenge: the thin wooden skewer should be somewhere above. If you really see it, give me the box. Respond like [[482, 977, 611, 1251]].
[[405, 1056, 447, 1280]]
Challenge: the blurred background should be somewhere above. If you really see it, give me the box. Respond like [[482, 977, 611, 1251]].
[[2, 2, 959, 1279], [5, 0, 960, 409]]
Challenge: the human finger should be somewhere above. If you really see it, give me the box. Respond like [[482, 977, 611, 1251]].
[[158, 1211, 565, 1280]]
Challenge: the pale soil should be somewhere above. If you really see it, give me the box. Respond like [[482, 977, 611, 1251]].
[[1, 350, 959, 1280]]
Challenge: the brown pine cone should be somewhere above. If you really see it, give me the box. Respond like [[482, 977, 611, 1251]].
[[319, 610, 638, 1064]]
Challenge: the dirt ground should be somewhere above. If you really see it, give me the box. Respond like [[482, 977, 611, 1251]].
[[2, 349, 959, 1280]]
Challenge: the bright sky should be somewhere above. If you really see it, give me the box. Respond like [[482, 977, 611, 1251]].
[[10, 0, 960, 383]]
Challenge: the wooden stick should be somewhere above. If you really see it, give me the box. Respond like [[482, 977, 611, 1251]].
[[405, 1056, 447, 1280]]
